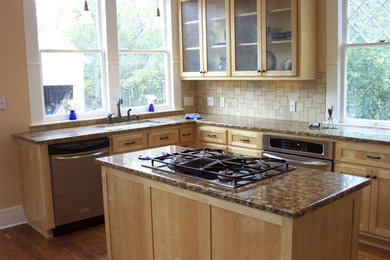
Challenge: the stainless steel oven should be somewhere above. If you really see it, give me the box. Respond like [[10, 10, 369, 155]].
[[262, 134, 333, 172]]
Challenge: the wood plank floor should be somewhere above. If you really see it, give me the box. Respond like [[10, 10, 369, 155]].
[[0, 224, 390, 259]]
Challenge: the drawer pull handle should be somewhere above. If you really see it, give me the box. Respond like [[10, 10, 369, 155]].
[[207, 134, 217, 137], [159, 136, 169, 140], [182, 133, 191, 137], [125, 141, 136, 145], [372, 175, 377, 179], [367, 155, 381, 160], [239, 138, 250, 142], [366, 174, 370, 178]]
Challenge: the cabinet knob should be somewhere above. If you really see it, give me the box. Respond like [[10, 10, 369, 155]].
[[203, 70, 207, 74], [365, 174, 370, 178], [200, 71, 203, 74], [372, 175, 377, 179], [257, 69, 261, 73], [262, 69, 266, 73]]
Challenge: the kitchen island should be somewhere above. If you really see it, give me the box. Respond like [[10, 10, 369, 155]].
[[97, 146, 370, 260]]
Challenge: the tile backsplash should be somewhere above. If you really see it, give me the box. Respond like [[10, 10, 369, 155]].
[[182, 73, 326, 122]]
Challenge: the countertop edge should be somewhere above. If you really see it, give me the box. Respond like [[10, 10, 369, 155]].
[[96, 158, 371, 218]]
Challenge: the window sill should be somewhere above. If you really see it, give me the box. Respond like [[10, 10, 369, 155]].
[[30, 109, 185, 130], [331, 121, 390, 130]]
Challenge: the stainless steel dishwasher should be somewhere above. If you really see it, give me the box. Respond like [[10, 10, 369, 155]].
[[49, 137, 109, 235]]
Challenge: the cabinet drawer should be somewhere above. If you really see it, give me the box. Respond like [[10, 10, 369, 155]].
[[112, 133, 147, 154], [180, 127, 193, 143], [335, 142, 390, 168], [198, 127, 227, 144], [228, 129, 262, 149], [228, 146, 262, 158], [148, 129, 179, 148]]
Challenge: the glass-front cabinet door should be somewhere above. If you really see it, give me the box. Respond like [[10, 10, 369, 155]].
[[203, 0, 230, 76], [262, 0, 296, 76], [231, 0, 261, 76], [180, 0, 203, 76]]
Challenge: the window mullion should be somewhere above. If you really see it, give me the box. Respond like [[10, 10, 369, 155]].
[[101, 0, 121, 114]]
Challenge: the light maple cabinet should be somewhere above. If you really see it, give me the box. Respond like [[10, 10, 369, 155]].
[[335, 142, 390, 240], [111, 133, 147, 154], [180, 0, 317, 79], [179, 0, 230, 77], [148, 129, 179, 148]]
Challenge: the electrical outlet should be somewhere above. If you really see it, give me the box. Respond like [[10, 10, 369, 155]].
[[220, 97, 225, 107], [289, 100, 296, 112], [207, 96, 214, 106], [0, 96, 6, 110], [183, 97, 194, 106]]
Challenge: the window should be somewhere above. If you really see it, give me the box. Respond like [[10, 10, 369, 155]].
[[23, 0, 176, 124], [342, 0, 390, 124], [117, 0, 170, 109]]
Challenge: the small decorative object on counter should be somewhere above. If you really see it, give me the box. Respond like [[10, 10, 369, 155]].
[[64, 99, 80, 121], [323, 105, 337, 129], [146, 95, 158, 112], [69, 110, 77, 120]]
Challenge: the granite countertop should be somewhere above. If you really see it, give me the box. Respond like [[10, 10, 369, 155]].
[[13, 113, 390, 145], [96, 145, 370, 218]]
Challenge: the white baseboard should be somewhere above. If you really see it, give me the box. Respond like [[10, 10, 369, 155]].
[[0, 206, 27, 230]]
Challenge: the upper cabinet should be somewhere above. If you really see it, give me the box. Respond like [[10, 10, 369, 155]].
[[179, 0, 230, 77], [179, 0, 317, 80]]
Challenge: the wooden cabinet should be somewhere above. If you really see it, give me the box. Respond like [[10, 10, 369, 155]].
[[180, 0, 317, 79], [228, 146, 262, 157], [151, 188, 211, 260], [334, 163, 371, 232], [228, 129, 262, 149], [179, 0, 230, 77], [369, 168, 390, 238], [148, 129, 179, 148], [335, 141, 390, 240], [111, 133, 147, 154], [197, 126, 227, 145], [335, 142, 390, 169], [103, 172, 153, 260]]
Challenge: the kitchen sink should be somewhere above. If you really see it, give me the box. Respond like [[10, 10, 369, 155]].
[[95, 120, 162, 131]]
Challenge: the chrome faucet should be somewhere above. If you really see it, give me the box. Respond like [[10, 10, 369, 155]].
[[117, 98, 123, 123], [127, 108, 132, 122]]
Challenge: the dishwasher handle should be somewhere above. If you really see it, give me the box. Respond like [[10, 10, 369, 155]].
[[51, 149, 109, 160], [262, 152, 331, 167]]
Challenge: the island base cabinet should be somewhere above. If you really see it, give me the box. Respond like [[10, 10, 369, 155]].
[[102, 167, 361, 260], [151, 188, 211, 260]]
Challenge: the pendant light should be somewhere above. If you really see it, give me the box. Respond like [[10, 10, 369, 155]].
[[80, 0, 94, 25]]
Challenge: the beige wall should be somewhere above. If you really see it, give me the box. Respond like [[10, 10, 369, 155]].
[[0, 0, 30, 210]]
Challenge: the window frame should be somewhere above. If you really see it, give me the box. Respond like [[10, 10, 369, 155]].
[[23, 0, 179, 125], [327, 0, 390, 127]]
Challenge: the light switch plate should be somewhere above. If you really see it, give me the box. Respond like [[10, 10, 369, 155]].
[[183, 97, 194, 106], [220, 97, 225, 107], [289, 100, 296, 112], [0, 96, 6, 110], [207, 96, 214, 106]]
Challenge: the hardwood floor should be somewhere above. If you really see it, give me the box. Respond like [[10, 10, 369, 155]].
[[0, 224, 389, 259]]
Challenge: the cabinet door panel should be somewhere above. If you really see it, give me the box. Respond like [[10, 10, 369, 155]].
[[181, 0, 203, 75], [263, 0, 296, 76], [334, 163, 371, 232], [204, 0, 230, 76], [151, 188, 211, 260], [232, 0, 260, 75], [370, 169, 390, 238]]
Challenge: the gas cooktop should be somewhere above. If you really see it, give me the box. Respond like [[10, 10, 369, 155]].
[[141, 148, 293, 188]]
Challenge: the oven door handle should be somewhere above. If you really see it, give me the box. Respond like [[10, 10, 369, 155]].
[[262, 152, 331, 167]]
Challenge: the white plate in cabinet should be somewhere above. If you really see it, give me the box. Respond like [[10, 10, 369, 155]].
[[228, 129, 262, 149], [148, 129, 179, 148], [112, 133, 147, 154]]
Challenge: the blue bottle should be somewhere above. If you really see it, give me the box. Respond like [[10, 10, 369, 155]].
[[69, 110, 77, 120], [148, 103, 155, 112]]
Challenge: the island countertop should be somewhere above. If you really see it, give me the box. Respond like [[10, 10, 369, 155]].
[[96, 145, 370, 218]]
